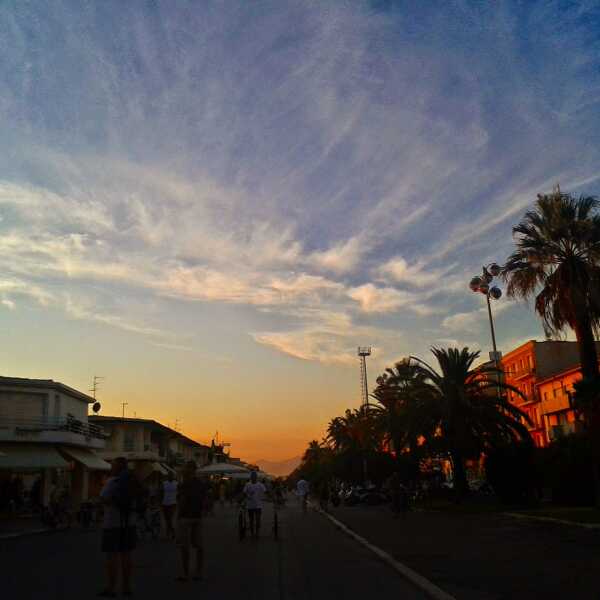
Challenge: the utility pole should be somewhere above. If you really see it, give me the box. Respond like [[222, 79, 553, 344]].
[[121, 402, 128, 418]]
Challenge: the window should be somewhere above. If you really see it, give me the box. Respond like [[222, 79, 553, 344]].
[[124, 430, 135, 452]]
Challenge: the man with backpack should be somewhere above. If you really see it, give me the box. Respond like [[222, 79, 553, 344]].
[[99, 457, 140, 598]]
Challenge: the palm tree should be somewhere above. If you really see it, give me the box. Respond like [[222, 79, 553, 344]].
[[410, 347, 531, 498], [503, 189, 600, 385], [326, 407, 383, 454], [302, 440, 324, 464], [326, 406, 384, 482], [372, 360, 437, 465]]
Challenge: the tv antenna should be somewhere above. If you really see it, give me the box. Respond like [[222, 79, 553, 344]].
[[357, 347, 372, 407], [89, 375, 105, 414]]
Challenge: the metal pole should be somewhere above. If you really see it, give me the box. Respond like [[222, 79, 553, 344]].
[[486, 292, 502, 399], [364, 357, 369, 408], [486, 292, 498, 356]]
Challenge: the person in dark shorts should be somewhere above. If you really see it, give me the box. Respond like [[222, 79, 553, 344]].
[[176, 460, 208, 582], [99, 457, 139, 598], [243, 470, 266, 538]]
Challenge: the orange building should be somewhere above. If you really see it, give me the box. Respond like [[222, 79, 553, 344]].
[[538, 366, 586, 441], [501, 340, 600, 447]]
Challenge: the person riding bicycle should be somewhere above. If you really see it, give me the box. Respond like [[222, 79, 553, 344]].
[[243, 470, 266, 538]]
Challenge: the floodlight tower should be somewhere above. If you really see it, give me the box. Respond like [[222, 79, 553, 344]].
[[357, 347, 372, 407]]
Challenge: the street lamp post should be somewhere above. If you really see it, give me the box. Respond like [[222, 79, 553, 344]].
[[469, 263, 503, 367]]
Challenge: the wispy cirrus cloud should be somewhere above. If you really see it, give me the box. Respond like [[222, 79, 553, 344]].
[[0, 0, 598, 369]]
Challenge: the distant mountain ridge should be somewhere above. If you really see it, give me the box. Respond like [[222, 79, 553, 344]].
[[255, 456, 301, 477]]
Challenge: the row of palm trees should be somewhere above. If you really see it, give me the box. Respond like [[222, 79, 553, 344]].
[[296, 188, 600, 498], [325, 347, 530, 497]]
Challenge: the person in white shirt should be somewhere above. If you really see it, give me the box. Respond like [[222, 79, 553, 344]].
[[161, 472, 178, 539], [296, 478, 309, 512], [243, 471, 266, 538]]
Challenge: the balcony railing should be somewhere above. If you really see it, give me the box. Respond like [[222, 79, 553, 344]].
[[0, 416, 106, 440], [508, 366, 535, 381]]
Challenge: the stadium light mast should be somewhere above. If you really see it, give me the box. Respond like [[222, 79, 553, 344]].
[[357, 346, 372, 407]]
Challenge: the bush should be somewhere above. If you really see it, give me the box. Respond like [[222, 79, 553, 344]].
[[537, 433, 594, 506], [484, 443, 537, 505]]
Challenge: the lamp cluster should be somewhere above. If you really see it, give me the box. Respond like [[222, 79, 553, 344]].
[[469, 263, 502, 300]]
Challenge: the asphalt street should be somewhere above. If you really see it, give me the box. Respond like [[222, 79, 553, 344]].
[[1, 499, 428, 600]]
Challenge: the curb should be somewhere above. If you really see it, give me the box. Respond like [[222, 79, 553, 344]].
[[503, 512, 600, 530], [0, 524, 71, 541], [0, 527, 53, 540], [314, 506, 456, 600]]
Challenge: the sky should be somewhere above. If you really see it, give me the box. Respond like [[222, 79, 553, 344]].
[[0, 1, 599, 462]]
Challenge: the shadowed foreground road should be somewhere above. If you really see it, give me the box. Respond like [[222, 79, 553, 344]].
[[1, 500, 428, 600]]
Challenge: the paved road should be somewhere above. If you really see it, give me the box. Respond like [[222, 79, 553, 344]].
[[1, 500, 427, 600]]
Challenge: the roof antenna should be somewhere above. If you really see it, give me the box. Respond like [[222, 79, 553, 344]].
[[90, 375, 105, 414]]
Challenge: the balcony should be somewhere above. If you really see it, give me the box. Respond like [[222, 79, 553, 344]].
[[508, 366, 535, 382], [541, 392, 571, 415], [0, 416, 107, 449]]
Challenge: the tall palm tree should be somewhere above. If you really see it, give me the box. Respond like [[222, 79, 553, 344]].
[[503, 190, 600, 384], [410, 347, 531, 498]]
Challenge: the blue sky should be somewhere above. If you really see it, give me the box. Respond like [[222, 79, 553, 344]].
[[0, 1, 599, 460]]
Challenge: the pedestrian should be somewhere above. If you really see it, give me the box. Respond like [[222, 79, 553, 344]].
[[296, 477, 309, 512], [99, 457, 141, 598], [243, 470, 266, 538], [176, 461, 208, 582], [388, 472, 408, 518], [161, 472, 178, 539]]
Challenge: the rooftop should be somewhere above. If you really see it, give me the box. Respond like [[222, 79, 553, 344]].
[[0, 376, 95, 404], [89, 415, 210, 449]]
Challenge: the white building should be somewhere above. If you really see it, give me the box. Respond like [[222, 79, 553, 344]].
[[88, 416, 210, 481], [0, 377, 109, 508]]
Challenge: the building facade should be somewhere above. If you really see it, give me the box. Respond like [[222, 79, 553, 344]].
[[88, 416, 210, 484], [0, 377, 109, 509], [501, 341, 600, 447]]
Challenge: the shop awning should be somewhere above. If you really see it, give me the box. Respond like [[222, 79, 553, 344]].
[[60, 446, 111, 471], [0, 443, 69, 470]]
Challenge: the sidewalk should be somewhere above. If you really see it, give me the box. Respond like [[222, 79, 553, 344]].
[[0, 515, 51, 539], [329, 505, 599, 600]]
